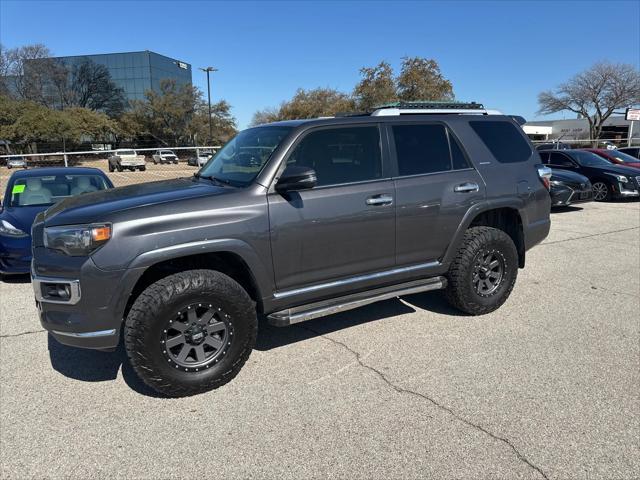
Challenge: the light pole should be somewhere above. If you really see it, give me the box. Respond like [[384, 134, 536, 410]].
[[199, 67, 218, 144]]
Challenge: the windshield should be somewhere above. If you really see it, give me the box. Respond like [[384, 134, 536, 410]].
[[118, 150, 136, 156], [607, 150, 639, 163], [160, 150, 175, 155], [569, 151, 613, 167], [8, 174, 111, 207], [198, 126, 293, 186]]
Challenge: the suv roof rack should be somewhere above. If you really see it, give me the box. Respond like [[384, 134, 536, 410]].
[[370, 101, 503, 116]]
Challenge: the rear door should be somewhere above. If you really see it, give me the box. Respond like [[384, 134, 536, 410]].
[[268, 124, 396, 291], [388, 122, 485, 265]]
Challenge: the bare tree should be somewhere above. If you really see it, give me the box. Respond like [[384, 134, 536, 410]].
[[65, 59, 126, 117], [538, 62, 640, 142]]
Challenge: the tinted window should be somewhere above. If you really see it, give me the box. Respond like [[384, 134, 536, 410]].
[[538, 151, 550, 164], [287, 126, 382, 186], [450, 133, 470, 170], [548, 152, 575, 168], [392, 124, 451, 175], [470, 121, 532, 163]]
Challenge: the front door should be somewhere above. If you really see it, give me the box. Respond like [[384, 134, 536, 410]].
[[268, 125, 395, 292]]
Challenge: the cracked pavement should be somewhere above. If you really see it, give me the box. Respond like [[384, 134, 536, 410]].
[[1, 201, 639, 479]]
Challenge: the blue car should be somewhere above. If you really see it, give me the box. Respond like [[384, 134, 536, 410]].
[[0, 167, 113, 275]]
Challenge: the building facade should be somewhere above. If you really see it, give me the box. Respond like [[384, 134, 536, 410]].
[[523, 116, 638, 144], [46, 50, 192, 103]]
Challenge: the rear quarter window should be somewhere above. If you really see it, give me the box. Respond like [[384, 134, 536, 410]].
[[470, 120, 532, 163]]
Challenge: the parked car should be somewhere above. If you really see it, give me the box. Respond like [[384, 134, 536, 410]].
[[152, 149, 179, 164], [108, 149, 146, 172], [6, 156, 27, 169], [618, 147, 640, 160], [31, 102, 552, 397], [536, 142, 571, 151], [0, 167, 113, 276], [187, 152, 212, 167], [539, 149, 640, 201], [548, 168, 592, 207], [583, 148, 640, 169]]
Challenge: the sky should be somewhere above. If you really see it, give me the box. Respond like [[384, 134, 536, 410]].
[[1, 0, 639, 129]]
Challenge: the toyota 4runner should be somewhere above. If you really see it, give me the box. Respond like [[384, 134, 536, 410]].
[[31, 102, 552, 397]]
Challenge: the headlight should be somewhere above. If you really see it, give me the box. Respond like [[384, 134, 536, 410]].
[[0, 219, 28, 237], [44, 224, 111, 256], [607, 173, 629, 183], [550, 180, 562, 186]]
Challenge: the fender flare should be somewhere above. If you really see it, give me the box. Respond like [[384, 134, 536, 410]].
[[127, 238, 272, 301], [441, 198, 527, 267]]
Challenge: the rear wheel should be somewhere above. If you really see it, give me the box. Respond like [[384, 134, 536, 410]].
[[592, 181, 610, 201], [116, 165, 123, 172], [124, 269, 257, 397], [108, 164, 114, 172], [445, 226, 518, 315], [139, 166, 146, 171]]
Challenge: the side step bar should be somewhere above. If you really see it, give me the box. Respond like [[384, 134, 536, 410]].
[[267, 276, 447, 327]]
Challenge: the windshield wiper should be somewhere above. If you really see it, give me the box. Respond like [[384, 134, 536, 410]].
[[194, 173, 233, 187]]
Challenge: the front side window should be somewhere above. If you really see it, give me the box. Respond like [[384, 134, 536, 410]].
[[287, 126, 382, 187], [199, 126, 293, 186], [548, 152, 575, 167], [470, 120, 532, 163]]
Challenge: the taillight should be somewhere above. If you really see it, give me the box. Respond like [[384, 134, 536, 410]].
[[537, 164, 552, 190]]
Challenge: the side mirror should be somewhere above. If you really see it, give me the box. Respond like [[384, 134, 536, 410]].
[[276, 165, 317, 193]]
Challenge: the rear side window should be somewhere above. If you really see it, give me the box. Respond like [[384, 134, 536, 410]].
[[392, 124, 470, 176], [470, 121, 532, 163]]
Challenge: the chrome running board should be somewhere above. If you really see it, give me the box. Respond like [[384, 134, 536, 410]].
[[267, 276, 447, 327]]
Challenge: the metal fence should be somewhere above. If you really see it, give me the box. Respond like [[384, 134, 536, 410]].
[[0, 146, 220, 195]]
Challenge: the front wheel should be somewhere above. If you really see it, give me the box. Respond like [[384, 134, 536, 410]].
[[116, 165, 123, 172], [592, 181, 610, 201], [138, 166, 146, 171], [445, 226, 518, 315], [124, 269, 257, 397]]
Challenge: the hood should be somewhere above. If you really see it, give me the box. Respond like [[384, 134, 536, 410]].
[[0, 205, 48, 236], [551, 169, 589, 183], [43, 177, 227, 226]]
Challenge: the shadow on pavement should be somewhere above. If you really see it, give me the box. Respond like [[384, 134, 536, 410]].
[[1, 273, 31, 284], [47, 334, 163, 398], [47, 291, 457, 395], [256, 290, 459, 351], [551, 205, 585, 214]]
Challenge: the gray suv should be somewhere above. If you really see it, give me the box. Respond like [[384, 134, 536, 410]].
[[31, 102, 552, 397]]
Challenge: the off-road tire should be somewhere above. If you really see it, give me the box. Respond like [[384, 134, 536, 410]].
[[124, 269, 257, 397], [445, 226, 518, 315]]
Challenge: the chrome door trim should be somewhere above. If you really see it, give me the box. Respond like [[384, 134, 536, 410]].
[[273, 261, 440, 299]]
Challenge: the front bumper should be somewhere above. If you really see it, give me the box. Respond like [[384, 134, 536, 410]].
[[32, 248, 145, 350], [550, 184, 593, 207], [0, 235, 32, 274]]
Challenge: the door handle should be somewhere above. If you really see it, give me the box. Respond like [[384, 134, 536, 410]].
[[366, 194, 393, 206], [454, 182, 479, 193]]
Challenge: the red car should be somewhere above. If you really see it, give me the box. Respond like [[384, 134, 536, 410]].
[[583, 148, 640, 169]]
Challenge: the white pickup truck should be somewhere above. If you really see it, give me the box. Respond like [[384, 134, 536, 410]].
[[108, 149, 146, 172], [152, 149, 179, 165]]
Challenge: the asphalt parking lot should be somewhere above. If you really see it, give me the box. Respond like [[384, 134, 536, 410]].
[[1, 200, 639, 479]]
